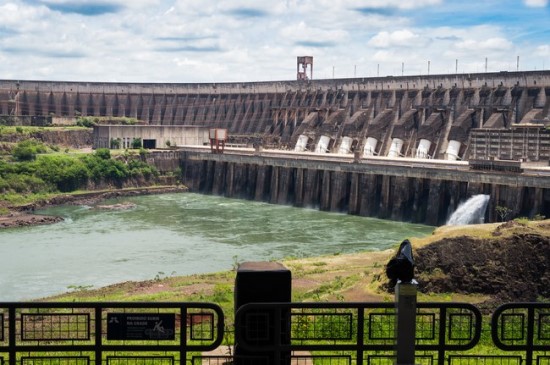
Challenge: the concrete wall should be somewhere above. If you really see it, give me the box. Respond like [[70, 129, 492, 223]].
[[175, 150, 550, 225], [2, 71, 549, 163], [93, 125, 210, 149]]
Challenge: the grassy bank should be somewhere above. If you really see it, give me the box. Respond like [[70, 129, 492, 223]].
[[0, 140, 161, 211], [39, 225, 485, 314], [43, 220, 550, 318]]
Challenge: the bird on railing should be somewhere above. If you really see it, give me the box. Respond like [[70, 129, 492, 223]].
[[385, 239, 415, 285]]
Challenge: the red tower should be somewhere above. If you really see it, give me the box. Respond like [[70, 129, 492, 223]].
[[297, 56, 313, 80]]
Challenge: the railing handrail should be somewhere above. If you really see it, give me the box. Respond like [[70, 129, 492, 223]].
[[234, 301, 482, 360]]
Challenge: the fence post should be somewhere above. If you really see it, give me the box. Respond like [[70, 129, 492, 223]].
[[395, 281, 418, 365]]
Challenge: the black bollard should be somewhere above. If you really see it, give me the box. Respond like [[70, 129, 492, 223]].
[[234, 261, 291, 365]]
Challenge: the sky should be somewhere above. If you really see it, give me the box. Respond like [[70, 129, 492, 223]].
[[0, 0, 549, 83]]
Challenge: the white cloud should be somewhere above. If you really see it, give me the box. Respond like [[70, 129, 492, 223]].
[[535, 45, 550, 56], [280, 22, 348, 44], [523, 0, 548, 7], [287, 0, 442, 10], [455, 37, 513, 51], [0, 0, 548, 82], [368, 30, 423, 48]]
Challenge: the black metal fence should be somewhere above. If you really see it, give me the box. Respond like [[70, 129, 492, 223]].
[[1, 302, 549, 365], [0, 302, 224, 365]]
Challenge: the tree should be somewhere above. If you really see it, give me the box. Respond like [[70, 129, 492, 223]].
[[495, 205, 512, 222]]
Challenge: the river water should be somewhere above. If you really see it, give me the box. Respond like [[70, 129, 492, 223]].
[[0, 193, 434, 301]]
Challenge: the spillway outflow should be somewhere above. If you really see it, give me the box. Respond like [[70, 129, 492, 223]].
[[446, 194, 490, 225]]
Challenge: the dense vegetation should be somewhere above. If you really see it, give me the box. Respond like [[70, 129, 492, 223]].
[[76, 116, 139, 127], [0, 140, 158, 203]]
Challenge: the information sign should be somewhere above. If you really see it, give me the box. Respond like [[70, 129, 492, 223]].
[[107, 313, 176, 340]]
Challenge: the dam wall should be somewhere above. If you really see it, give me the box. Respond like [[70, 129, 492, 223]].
[[167, 149, 550, 226], [2, 71, 550, 162], [4, 72, 550, 225]]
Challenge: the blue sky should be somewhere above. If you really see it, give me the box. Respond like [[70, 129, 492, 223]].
[[0, 0, 548, 82]]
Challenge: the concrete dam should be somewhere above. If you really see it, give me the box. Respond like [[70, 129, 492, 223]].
[[1, 71, 550, 225]]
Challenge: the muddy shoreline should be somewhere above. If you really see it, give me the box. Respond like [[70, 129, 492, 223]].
[[0, 186, 188, 229]]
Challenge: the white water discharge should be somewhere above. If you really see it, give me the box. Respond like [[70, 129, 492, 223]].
[[447, 194, 490, 225]]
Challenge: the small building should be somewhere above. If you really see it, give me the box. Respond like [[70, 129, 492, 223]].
[[93, 125, 210, 149]]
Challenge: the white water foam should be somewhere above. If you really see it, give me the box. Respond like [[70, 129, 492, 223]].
[[446, 194, 490, 225]]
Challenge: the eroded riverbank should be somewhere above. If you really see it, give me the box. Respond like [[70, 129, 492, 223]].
[[0, 185, 188, 229]]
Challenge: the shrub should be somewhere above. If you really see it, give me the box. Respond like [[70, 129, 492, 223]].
[[12, 140, 47, 161], [32, 155, 90, 192], [76, 117, 97, 128], [110, 138, 121, 149], [0, 173, 51, 193], [131, 138, 142, 149], [95, 148, 111, 160], [514, 217, 529, 226], [139, 148, 148, 159]]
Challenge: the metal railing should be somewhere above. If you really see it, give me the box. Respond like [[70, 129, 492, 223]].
[[232, 302, 481, 365], [1, 302, 549, 365], [0, 302, 224, 365]]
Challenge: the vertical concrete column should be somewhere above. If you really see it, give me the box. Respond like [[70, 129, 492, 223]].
[[294, 168, 305, 207], [348, 172, 360, 215], [270, 167, 280, 204], [277, 168, 290, 205], [320, 170, 331, 211], [254, 166, 267, 201]]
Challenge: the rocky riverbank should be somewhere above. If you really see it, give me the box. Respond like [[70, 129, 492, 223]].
[[414, 219, 550, 311], [0, 212, 64, 228], [0, 185, 188, 229]]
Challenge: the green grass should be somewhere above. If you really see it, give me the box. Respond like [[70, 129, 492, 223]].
[[0, 125, 89, 134]]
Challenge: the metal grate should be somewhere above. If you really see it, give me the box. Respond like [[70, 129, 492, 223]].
[[449, 313, 474, 341], [292, 312, 353, 341], [367, 354, 433, 365], [501, 313, 525, 341], [448, 355, 522, 365], [189, 312, 215, 341], [416, 313, 436, 340], [21, 313, 90, 341], [106, 356, 174, 365], [367, 312, 395, 340], [21, 356, 90, 365]]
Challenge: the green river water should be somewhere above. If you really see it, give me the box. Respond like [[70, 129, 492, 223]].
[[0, 193, 434, 301]]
